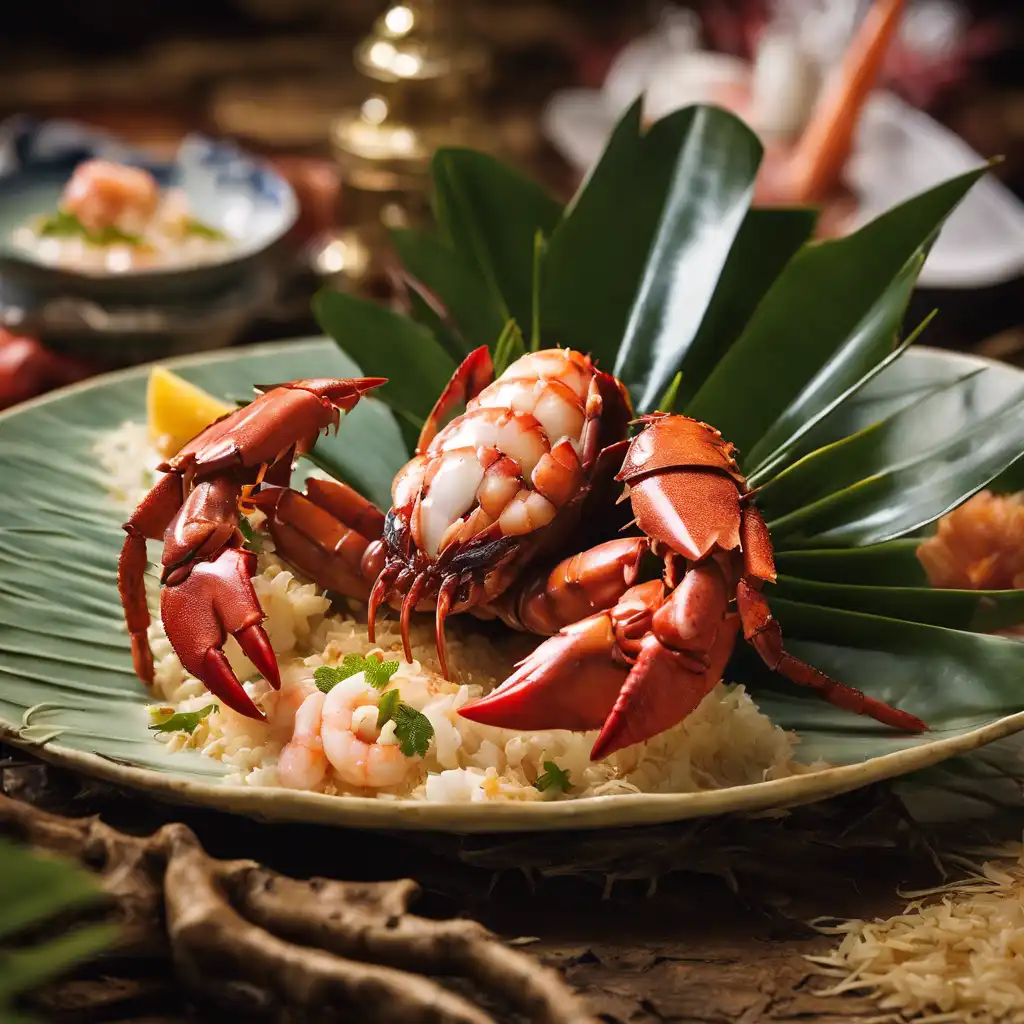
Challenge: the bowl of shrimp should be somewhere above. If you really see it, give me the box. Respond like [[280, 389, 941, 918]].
[[0, 117, 298, 302]]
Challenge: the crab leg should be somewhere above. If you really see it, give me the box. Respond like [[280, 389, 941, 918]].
[[155, 477, 278, 720], [458, 608, 633, 734], [591, 562, 738, 759], [496, 537, 648, 634], [735, 580, 927, 732], [417, 346, 494, 453], [118, 472, 184, 683], [250, 481, 385, 601]]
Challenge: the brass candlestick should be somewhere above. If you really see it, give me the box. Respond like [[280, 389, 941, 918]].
[[320, 0, 494, 292]]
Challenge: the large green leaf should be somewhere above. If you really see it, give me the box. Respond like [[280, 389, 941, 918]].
[[774, 574, 1024, 632], [610, 106, 763, 412], [756, 370, 991, 521], [389, 227, 504, 356], [0, 837, 117, 1024], [762, 380, 1024, 548], [541, 103, 796, 372], [686, 166, 988, 457], [740, 596, 1024, 763], [670, 206, 817, 409], [774, 540, 928, 585], [431, 147, 563, 333], [744, 256, 923, 476], [313, 288, 456, 453]]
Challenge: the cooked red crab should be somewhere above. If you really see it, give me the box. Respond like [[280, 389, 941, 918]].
[[118, 348, 926, 757]]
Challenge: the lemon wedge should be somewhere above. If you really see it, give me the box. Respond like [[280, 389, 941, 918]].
[[147, 365, 233, 458]]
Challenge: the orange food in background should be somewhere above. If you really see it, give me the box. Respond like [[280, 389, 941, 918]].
[[918, 491, 1024, 592]]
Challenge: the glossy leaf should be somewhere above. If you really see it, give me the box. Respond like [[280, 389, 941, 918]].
[[774, 540, 928, 585], [764, 381, 1024, 548], [738, 597, 1024, 764], [774, 574, 1024, 632], [757, 367, 1021, 521], [687, 166, 988, 457], [745, 256, 924, 476], [542, 102, 757, 369], [431, 147, 562, 333], [611, 105, 763, 412], [672, 206, 818, 408], [389, 227, 504, 356], [313, 288, 456, 447]]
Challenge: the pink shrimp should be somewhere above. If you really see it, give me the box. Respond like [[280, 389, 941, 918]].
[[276, 675, 420, 790], [60, 160, 160, 234]]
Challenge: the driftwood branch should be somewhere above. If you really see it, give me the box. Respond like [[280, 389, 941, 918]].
[[0, 792, 593, 1023]]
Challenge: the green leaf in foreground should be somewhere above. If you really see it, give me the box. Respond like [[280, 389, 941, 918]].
[[774, 574, 1024, 633], [0, 837, 117, 1023], [147, 703, 217, 735], [534, 760, 572, 794], [392, 703, 434, 758], [315, 654, 399, 694]]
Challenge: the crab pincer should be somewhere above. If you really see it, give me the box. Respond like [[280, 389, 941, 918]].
[[117, 375, 387, 720], [161, 545, 278, 719]]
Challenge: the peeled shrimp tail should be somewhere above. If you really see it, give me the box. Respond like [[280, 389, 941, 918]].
[[321, 677, 421, 789], [277, 689, 328, 790]]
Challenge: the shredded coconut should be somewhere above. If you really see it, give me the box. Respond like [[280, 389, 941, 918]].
[[809, 842, 1024, 1023]]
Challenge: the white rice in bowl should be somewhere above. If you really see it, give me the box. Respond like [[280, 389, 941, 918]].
[[94, 421, 814, 803]]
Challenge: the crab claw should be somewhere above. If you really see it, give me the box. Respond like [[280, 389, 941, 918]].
[[160, 546, 278, 721], [458, 612, 629, 733], [590, 614, 739, 760]]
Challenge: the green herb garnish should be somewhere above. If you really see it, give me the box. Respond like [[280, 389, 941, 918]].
[[37, 210, 143, 247], [391, 703, 434, 758], [238, 516, 261, 553], [534, 760, 572, 794], [314, 653, 400, 694], [148, 703, 217, 735], [182, 217, 227, 241], [376, 688, 401, 729]]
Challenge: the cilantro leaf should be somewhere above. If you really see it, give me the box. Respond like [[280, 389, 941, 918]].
[[183, 217, 227, 241], [238, 516, 262, 553], [392, 704, 434, 758], [314, 653, 400, 694], [364, 657, 400, 690], [37, 210, 142, 247], [534, 761, 572, 794], [148, 703, 217, 735], [314, 665, 343, 693], [376, 688, 401, 729]]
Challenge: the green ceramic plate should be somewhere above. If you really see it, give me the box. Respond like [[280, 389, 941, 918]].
[[1, 338, 1022, 833]]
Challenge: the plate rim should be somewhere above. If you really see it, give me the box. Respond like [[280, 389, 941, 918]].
[[1, 337, 1022, 833]]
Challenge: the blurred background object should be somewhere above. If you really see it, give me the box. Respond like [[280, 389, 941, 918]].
[[0, 0, 1019, 389]]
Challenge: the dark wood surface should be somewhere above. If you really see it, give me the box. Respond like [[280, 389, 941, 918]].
[[5, 742, 1021, 1023]]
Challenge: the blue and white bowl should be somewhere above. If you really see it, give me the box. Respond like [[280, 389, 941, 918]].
[[0, 117, 299, 301]]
